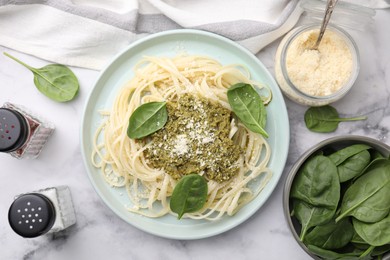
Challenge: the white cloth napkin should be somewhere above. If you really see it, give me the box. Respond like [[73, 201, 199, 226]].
[[0, 0, 302, 70], [0, 0, 388, 70]]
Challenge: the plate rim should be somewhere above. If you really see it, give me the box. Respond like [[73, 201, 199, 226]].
[[80, 28, 290, 240]]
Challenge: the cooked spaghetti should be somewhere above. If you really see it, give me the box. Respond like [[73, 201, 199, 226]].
[[91, 55, 272, 220]]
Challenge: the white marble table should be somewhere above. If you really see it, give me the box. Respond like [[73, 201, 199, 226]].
[[1, 9, 389, 260]]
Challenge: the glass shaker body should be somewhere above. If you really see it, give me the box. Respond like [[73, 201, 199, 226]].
[[8, 186, 77, 238], [0, 102, 55, 159]]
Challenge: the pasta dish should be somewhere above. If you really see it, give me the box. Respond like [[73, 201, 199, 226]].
[[92, 55, 272, 220]]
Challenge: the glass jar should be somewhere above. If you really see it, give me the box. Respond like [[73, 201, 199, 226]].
[[0, 102, 55, 159], [299, 0, 376, 31], [8, 186, 76, 238], [274, 24, 360, 106]]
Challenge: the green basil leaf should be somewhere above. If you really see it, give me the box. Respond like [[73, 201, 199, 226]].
[[170, 174, 208, 219], [337, 150, 371, 183], [353, 213, 390, 246], [328, 144, 371, 166], [304, 106, 367, 133], [336, 160, 390, 223], [293, 200, 336, 241], [304, 218, 354, 250], [291, 155, 340, 208], [227, 83, 268, 137], [4, 52, 79, 102], [127, 101, 167, 139]]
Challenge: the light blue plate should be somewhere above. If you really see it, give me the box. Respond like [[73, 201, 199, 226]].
[[81, 29, 289, 240]]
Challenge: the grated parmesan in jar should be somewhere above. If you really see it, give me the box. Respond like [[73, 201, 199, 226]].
[[274, 24, 359, 106], [286, 29, 352, 96]]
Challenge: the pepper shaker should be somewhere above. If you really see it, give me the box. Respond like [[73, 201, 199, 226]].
[[8, 186, 76, 238], [0, 102, 55, 159]]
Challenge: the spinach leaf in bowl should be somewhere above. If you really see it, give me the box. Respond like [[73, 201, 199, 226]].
[[307, 244, 370, 260], [304, 218, 354, 250], [353, 157, 388, 182], [371, 244, 390, 257], [292, 200, 336, 241], [288, 141, 390, 259], [353, 213, 390, 247], [336, 159, 390, 223], [337, 150, 371, 183], [291, 155, 340, 208], [328, 144, 371, 166]]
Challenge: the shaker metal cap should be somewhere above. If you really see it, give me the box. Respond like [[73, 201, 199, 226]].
[[8, 193, 56, 238], [0, 108, 29, 152]]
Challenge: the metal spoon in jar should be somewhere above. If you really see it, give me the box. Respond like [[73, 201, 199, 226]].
[[312, 0, 339, 50]]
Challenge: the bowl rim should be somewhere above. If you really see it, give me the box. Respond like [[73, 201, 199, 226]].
[[283, 135, 390, 259]]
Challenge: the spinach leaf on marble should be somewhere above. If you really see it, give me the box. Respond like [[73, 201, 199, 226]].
[[304, 106, 367, 133], [3, 52, 79, 102]]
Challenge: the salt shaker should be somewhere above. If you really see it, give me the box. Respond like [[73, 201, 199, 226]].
[[0, 102, 55, 159], [8, 186, 76, 238]]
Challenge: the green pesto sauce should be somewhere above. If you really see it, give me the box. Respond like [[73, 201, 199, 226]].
[[144, 94, 242, 183]]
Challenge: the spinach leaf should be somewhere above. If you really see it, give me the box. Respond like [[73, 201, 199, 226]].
[[336, 160, 390, 223], [353, 157, 388, 182], [3, 52, 79, 102], [328, 144, 371, 166], [371, 244, 390, 257], [127, 101, 167, 139], [293, 200, 336, 241], [353, 214, 390, 246], [227, 83, 268, 138], [290, 145, 390, 255], [170, 174, 208, 219], [371, 150, 385, 161], [307, 245, 367, 260], [304, 218, 354, 250], [290, 155, 340, 208], [304, 106, 367, 133], [337, 150, 371, 183], [351, 231, 368, 245]]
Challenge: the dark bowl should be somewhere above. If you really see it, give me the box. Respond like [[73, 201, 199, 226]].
[[283, 135, 390, 259]]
